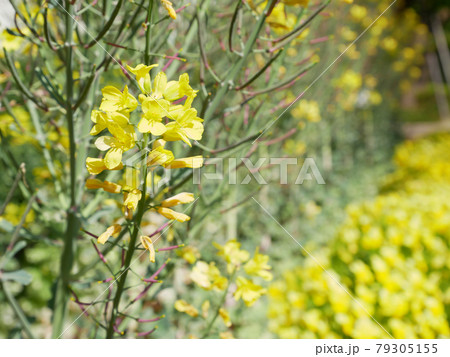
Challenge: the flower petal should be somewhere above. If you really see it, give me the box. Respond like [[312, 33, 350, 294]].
[[157, 207, 190, 222], [104, 148, 123, 169]]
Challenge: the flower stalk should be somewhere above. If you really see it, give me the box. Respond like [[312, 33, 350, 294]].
[[52, 0, 80, 338]]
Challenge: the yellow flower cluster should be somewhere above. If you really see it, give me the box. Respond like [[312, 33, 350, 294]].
[[86, 64, 204, 241], [291, 100, 321, 123], [383, 134, 450, 194], [174, 240, 273, 337], [0, 202, 35, 226], [332, 70, 383, 111], [0, 106, 35, 146], [268, 135, 450, 338], [343, 0, 428, 92]]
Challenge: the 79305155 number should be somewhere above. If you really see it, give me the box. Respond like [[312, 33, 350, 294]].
[[376, 344, 438, 354]]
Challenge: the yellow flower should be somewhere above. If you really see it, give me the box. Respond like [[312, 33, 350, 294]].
[[350, 5, 367, 21], [167, 92, 196, 119], [214, 239, 250, 272], [90, 110, 130, 136], [234, 276, 267, 306], [140, 235, 156, 263], [160, 192, 194, 207], [94, 124, 136, 169], [85, 178, 105, 190], [161, 0, 177, 20], [163, 108, 204, 146], [137, 96, 169, 135], [163, 73, 195, 101], [0, 29, 27, 53], [334, 70, 362, 91], [174, 300, 198, 317], [126, 63, 158, 93], [1, 203, 35, 226], [382, 37, 398, 52], [123, 188, 142, 215], [152, 139, 166, 149], [147, 146, 174, 167], [156, 192, 195, 222], [85, 178, 122, 194], [97, 224, 122, 244], [156, 207, 191, 222], [201, 300, 210, 318], [258, 3, 296, 34], [165, 156, 204, 169], [219, 308, 232, 327], [86, 157, 123, 175], [99, 85, 138, 112], [178, 246, 200, 264], [190, 261, 228, 291], [292, 100, 321, 122], [244, 248, 273, 281], [152, 71, 195, 102]]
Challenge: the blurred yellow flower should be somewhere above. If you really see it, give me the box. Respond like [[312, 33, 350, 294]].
[[214, 239, 250, 273], [177, 246, 200, 264], [219, 308, 232, 327], [161, 0, 177, 20], [174, 300, 198, 317], [234, 276, 267, 306], [244, 248, 273, 281], [190, 261, 228, 291], [292, 100, 321, 123]]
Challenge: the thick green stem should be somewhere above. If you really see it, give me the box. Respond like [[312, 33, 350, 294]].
[[106, 135, 150, 338], [203, 0, 276, 121], [144, 0, 154, 65], [52, 0, 79, 338], [105, 220, 140, 338]]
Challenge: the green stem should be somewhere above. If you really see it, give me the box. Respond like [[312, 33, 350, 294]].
[[144, 0, 154, 65], [52, 1, 80, 338], [0, 163, 25, 216], [105, 222, 140, 338], [234, 49, 284, 90], [203, 0, 276, 121], [3, 49, 48, 111], [1, 282, 35, 338], [85, 0, 124, 48], [106, 135, 150, 338], [245, 61, 317, 96]]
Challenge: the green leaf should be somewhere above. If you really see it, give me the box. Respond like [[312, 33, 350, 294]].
[[34, 67, 65, 107], [0, 241, 27, 270], [1, 270, 33, 285]]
